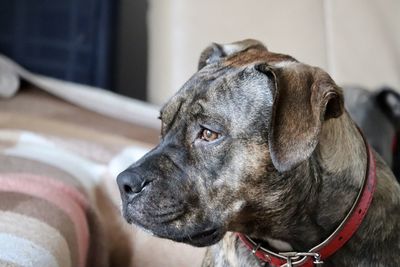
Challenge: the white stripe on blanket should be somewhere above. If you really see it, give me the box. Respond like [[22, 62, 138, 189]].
[[0, 211, 71, 267], [19, 131, 57, 148], [2, 131, 106, 198], [0, 130, 151, 200], [0, 233, 59, 267], [108, 146, 150, 177]]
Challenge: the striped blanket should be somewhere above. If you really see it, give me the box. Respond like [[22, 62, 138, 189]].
[[0, 112, 151, 267], [0, 173, 89, 267]]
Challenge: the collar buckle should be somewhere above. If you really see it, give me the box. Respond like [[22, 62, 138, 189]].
[[279, 252, 324, 266], [296, 252, 323, 265]]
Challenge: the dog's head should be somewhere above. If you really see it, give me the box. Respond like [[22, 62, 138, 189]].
[[117, 39, 344, 247]]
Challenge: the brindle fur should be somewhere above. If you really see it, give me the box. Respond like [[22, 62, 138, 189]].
[[117, 40, 400, 266]]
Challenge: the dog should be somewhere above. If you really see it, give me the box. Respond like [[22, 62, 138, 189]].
[[344, 86, 400, 180], [117, 39, 400, 266]]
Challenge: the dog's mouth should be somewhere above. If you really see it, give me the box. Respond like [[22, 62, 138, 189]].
[[171, 227, 224, 247], [123, 204, 224, 247]]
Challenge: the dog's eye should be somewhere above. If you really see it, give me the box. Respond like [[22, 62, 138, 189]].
[[200, 128, 220, 142]]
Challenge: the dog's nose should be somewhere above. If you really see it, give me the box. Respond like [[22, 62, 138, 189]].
[[117, 170, 149, 201]]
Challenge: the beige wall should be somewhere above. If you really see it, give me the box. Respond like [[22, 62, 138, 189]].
[[327, 0, 400, 89], [148, 0, 400, 105]]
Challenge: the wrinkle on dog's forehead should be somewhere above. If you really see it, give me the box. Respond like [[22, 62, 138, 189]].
[[159, 66, 225, 126], [173, 64, 275, 134]]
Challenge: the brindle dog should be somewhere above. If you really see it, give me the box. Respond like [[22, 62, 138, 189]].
[[117, 40, 400, 266]]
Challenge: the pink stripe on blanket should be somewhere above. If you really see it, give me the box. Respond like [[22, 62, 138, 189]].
[[0, 173, 89, 267]]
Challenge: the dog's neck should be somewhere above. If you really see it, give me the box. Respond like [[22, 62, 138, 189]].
[[251, 113, 367, 252]]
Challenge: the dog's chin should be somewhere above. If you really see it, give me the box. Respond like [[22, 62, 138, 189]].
[[138, 221, 225, 247], [124, 213, 224, 247], [122, 203, 225, 247], [166, 227, 225, 247]]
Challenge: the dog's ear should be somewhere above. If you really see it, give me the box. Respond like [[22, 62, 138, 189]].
[[258, 65, 344, 172], [198, 39, 267, 70], [375, 87, 400, 130]]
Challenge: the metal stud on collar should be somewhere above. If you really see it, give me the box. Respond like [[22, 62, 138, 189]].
[[252, 243, 261, 254]]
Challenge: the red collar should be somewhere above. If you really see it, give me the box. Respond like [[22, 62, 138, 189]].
[[237, 141, 377, 267]]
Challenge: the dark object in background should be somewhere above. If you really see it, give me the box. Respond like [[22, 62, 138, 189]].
[[376, 89, 400, 179], [114, 0, 148, 101], [344, 86, 400, 180], [0, 0, 116, 89]]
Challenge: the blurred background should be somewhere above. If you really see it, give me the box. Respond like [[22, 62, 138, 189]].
[[0, 0, 399, 105]]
